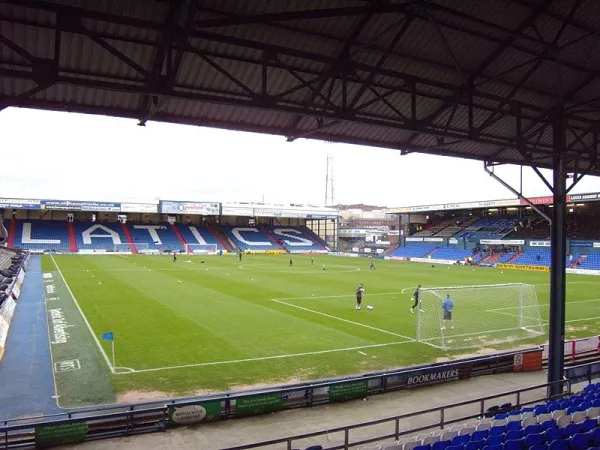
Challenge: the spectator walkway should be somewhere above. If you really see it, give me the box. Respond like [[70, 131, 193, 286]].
[[0, 256, 62, 419]]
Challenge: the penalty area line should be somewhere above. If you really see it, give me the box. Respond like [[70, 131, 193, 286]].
[[116, 340, 413, 375], [272, 299, 415, 341]]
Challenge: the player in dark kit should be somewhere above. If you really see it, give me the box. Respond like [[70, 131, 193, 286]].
[[289, 258, 293, 267], [238, 252, 243, 262], [172, 251, 177, 262], [410, 284, 423, 313], [355, 283, 365, 310], [370, 260, 375, 270]]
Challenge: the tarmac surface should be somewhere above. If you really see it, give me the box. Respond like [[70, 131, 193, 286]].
[[62, 370, 566, 450]]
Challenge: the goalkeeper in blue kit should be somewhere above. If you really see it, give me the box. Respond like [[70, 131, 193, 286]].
[[441, 294, 454, 330]]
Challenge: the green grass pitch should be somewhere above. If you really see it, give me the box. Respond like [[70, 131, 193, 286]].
[[42, 254, 600, 400]]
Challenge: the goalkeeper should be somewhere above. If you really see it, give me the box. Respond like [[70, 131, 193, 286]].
[[441, 294, 454, 330], [410, 284, 423, 313]]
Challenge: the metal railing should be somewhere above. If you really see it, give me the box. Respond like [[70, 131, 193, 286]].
[[222, 379, 571, 450]]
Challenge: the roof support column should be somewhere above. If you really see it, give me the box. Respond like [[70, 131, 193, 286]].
[[547, 107, 567, 397]]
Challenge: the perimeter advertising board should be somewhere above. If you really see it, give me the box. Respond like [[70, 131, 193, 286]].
[[0, 198, 41, 209], [41, 200, 121, 212], [119, 203, 158, 213], [159, 201, 220, 216]]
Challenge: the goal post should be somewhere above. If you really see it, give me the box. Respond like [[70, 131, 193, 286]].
[[113, 243, 150, 253], [416, 283, 545, 351], [184, 243, 218, 255]]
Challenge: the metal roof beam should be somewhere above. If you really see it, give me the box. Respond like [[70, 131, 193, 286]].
[[193, 4, 412, 29]]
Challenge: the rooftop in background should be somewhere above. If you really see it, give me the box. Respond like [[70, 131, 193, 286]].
[[2, 1, 600, 175], [385, 191, 600, 214]]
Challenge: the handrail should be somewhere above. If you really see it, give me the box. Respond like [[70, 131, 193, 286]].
[[222, 379, 571, 450]]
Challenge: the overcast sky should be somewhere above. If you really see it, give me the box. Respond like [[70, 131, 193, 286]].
[[1, 108, 599, 208]]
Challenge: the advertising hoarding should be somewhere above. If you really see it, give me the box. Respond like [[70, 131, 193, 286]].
[[159, 201, 220, 216]]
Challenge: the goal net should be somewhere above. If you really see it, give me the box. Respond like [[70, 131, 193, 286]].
[[185, 243, 218, 255], [113, 243, 150, 253], [416, 283, 545, 351]]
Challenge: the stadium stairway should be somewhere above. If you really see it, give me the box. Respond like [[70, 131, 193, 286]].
[[424, 247, 438, 257], [7, 219, 16, 248], [480, 253, 502, 265], [170, 223, 188, 252], [120, 222, 138, 254], [506, 252, 522, 264], [578, 254, 600, 270], [67, 222, 78, 252], [572, 255, 587, 268], [209, 224, 236, 252], [260, 225, 287, 251]]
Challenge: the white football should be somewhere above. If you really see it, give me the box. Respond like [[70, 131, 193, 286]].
[[367, 305, 374, 310]]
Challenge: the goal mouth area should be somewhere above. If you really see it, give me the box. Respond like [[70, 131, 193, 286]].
[[184, 244, 218, 255], [416, 283, 545, 352]]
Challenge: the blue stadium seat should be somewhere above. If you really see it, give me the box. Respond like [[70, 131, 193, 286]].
[[502, 438, 524, 450], [523, 433, 543, 447], [485, 435, 503, 447], [432, 440, 451, 450], [505, 430, 522, 441], [581, 418, 596, 433], [548, 440, 568, 450], [451, 435, 469, 447], [471, 431, 489, 442], [505, 422, 521, 432], [539, 420, 555, 432], [446, 446, 464, 450], [570, 432, 592, 450], [489, 426, 504, 436], [465, 440, 485, 450], [593, 428, 600, 446], [481, 445, 502, 450], [523, 425, 540, 436], [563, 423, 580, 437], [544, 428, 562, 443]]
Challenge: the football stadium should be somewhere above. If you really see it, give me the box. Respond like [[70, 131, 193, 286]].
[[2, 2, 600, 450]]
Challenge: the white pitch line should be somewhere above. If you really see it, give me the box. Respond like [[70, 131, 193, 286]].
[[119, 340, 412, 374], [564, 315, 600, 324], [488, 297, 600, 312], [358, 351, 368, 356], [272, 299, 415, 341], [50, 255, 115, 374], [273, 291, 406, 301]]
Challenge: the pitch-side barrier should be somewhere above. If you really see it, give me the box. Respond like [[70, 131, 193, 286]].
[[0, 348, 542, 449]]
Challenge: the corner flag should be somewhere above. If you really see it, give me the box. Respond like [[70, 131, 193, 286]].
[[101, 332, 114, 341]]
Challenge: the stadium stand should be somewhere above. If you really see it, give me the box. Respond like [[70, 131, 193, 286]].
[[429, 248, 474, 261], [412, 219, 456, 237], [454, 217, 519, 240], [126, 223, 184, 252], [509, 250, 579, 268], [222, 226, 278, 251], [578, 254, 600, 270], [72, 221, 129, 252], [175, 224, 225, 252], [387, 245, 437, 258], [366, 382, 600, 450], [0, 247, 26, 307], [11, 220, 71, 252]]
